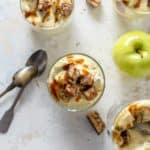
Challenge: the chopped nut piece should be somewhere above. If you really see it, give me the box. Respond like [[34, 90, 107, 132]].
[[64, 84, 77, 97], [83, 87, 97, 100], [122, 0, 129, 5], [87, 111, 105, 135], [38, 0, 51, 11], [61, 3, 73, 17], [120, 130, 131, 147], [86, 0, 101, 8], [133, 0, 141, 8], [80, 74, 94, 88], [67, 64, 80, 83], [59, 90, 70, 102], [55, 71, 68, 86]]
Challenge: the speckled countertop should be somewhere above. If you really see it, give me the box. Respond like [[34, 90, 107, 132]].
[[0, 0, 150, 150]]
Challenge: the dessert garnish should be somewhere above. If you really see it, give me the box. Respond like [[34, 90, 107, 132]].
[[112, 100, 150, 149], [114, 0, 150, 18], [86, 0, 101, 8], [50, 62, 98, 101], [60, 2, 73, 17], [87, 111, 105, 135], [38, 0, 51, 11], [122, 0, 142, 8], [21, 0, 73, 28], [48, 54, 105, 111], [121, 0, 150, 9]]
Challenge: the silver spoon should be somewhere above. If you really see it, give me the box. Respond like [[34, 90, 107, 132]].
[[135, 121, 150, 135], [0, 50, 47, 97], [0, 49, 48, 133], [0, 66, 38, 98]]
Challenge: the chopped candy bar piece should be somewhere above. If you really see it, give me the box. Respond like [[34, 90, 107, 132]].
[[87, 111, 105, 135]]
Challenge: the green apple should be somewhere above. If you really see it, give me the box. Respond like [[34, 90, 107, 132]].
[[113, 31, 150, 78]]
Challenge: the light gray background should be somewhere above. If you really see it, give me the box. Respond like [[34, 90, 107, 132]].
[[0, 0, 150, 150]]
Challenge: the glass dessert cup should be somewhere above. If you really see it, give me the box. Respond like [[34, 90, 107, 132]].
[[113, 0, 150, 18], [107, 100, 150, 150], [20, 0, 74, 31], [47, 53, 105, 112]]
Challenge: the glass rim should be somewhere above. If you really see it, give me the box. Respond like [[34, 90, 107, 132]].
[[113, 0, 150, 18], [107, 99, 140, 128], [107, 99, 150, 149], [19, 0, 74, 30], [47, 53, 106, 112]]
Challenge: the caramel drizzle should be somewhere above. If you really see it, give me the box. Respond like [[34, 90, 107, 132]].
[[50, 80, 59, 101], [148, 0, 150, 7], [42, 9, 51, 22], [36, 0, 39, 9], [41, 0, 52, 23], [122, 0, 129, 5], [25, 11, 36, 18], [133, 0, 141, 8], [25, 0, 39, 18], [54, 0, 60, 22]]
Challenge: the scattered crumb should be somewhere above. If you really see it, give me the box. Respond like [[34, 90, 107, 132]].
[[145, 76, 150, 81], [83, 8, 87, 11], [107, 130, 110, 135], [76, 42, 80, 47], [35, 79, 40, 88], [21, 131, 41, 144], [80, 8, 87, 14]]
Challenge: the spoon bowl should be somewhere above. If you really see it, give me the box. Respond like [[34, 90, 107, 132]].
[[13, 66, 37, 87], [26, 49, 48, 76]]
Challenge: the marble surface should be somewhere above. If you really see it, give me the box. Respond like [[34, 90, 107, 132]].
[[0, 0, 150, 150]]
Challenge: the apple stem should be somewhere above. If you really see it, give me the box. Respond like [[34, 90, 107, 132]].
[[135, 48, 143, 58]]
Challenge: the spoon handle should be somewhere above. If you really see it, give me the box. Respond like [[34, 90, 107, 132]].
[[0, 88, 24, 133], [0, 82, 16, 98]]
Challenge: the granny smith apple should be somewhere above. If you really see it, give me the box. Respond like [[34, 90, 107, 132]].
[[113, 31, 150, 78]]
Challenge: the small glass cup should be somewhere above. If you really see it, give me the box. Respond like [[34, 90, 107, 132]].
[[113, 0, 150, 18], [47, 53, 105, 112], [20, 0, 74, 32], [107, 99, 150, 149]]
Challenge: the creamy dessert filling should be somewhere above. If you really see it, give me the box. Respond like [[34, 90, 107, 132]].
[[21, 0, 73, 28], [112, 100, 150, 150], [48, 54, 104, 110]]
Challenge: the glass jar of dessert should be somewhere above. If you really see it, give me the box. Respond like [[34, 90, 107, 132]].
[[113, 0, 150, 18], [107, 100, 150, 150], [47, 54, 105, 111], [20, 0, 74, 30]]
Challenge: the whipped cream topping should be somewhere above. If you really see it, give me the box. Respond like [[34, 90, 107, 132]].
[[21, 0, 73, 28], [48, 54, 105, 110], [112, 100, 150, 150]]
